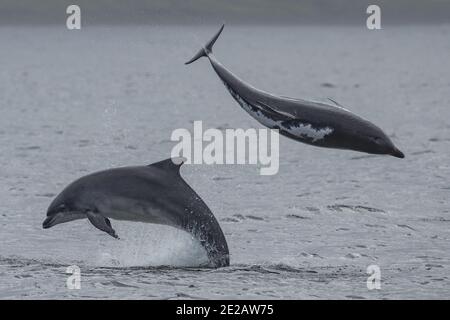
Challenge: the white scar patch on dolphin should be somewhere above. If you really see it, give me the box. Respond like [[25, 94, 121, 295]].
[[284, 123, 333, 142], [224, 81, 333, 142]]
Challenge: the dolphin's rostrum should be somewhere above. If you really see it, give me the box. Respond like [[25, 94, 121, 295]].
[[43, 158, 230, 268], [186, 24, 405, 158]]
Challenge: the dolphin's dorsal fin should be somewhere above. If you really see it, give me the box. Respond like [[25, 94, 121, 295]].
[[328, 98, 347, 108], [326, 98, 352, 112], [149, 157, 185, 174]]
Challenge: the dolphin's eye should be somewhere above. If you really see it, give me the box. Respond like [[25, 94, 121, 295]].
[[373, 136, 387, 146], [368, 136, 383, 145]]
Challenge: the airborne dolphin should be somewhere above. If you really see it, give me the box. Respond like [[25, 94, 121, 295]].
[[42, 158, 229, 268], [185, 25, 404, 158]]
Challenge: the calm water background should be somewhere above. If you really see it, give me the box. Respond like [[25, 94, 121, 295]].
[[0, 25, 449, 299]]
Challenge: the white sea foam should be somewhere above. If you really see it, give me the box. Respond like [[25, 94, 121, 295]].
[[92, 222, 209, 267]]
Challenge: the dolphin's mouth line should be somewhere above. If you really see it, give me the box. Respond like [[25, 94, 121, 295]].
[[391, 148, 405, 158], [42, 215, 58, 229], [43, 211, 86, 229]]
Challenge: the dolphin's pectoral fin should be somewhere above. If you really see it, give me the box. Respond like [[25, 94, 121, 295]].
[[86, 211, 119, 239]]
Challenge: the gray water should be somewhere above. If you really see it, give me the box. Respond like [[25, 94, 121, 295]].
[[0, 25, 449, 299]]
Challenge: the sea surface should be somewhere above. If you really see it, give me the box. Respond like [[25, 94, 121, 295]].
[[0, 25, 449, 299]]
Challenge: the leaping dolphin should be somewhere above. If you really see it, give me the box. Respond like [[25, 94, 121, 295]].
[[185, 25, 404, 158], [42, 158, 229, 268]]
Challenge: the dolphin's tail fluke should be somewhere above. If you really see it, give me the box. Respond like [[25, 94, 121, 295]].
[[185, 24, 224, 65]]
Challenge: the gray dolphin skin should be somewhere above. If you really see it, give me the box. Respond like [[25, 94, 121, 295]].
[[185, 25, 405, 158], [42, 158, 230, 268]]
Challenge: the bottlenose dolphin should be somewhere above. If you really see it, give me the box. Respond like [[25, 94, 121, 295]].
[[42, 158, 229, 268], [186, 25, 404, 158]]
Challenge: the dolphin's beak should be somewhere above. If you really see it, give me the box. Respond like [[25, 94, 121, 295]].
[[391, 147, 405, 159], [42, 215, 56, 229]]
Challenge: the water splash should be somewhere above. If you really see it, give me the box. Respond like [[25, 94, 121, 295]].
[[92, 222, 209, 268]]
